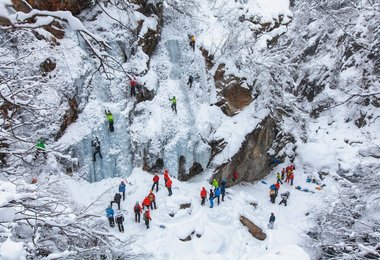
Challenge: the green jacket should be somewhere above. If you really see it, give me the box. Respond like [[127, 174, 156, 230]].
[[169, 97, 177, 104], [105, 112, 113, 122], [212, 179, 219, 188], [36, 141, 45, 150]]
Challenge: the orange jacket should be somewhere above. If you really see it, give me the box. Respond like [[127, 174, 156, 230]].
[[148, 192, 155, 201], [142, 197, 151, 206], [166, 179, 172, 188]]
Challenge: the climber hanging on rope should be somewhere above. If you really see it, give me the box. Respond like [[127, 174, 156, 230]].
[[189, 35, 196, 51], [169, 96, 177, 114], [92, 136, 103, 162], [130, 77, 138, 97], [34, 138, 47, 160], [105, 110, 114, 132]]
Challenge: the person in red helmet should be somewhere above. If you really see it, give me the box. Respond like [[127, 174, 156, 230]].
[[152, 174, 159, 192], [166, 178, 173, 196], [200, 187, 207, 206], [143, 209, 152, 229], [142, 196, 151, 210], [163, 169, 170, 185], [148, 190, 157, 210]]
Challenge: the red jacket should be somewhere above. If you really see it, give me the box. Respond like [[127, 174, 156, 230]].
[[130, 80, 137, 87], [289, 173, 294, 180], [144, 210, 151, 220], [164, 171, 169, 181], [200, 188, 207, 198], [233, 171, 238, 180], [166, 179, 172, 188], [275, 182, 280, 190], [142, 197, 151, 206], [153, 175, 159, 182], [134, 204, 142, 213], [148, 192, 155, 201]]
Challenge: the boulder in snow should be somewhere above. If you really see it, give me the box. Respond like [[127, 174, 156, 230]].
[[240, 215, 267, 241]]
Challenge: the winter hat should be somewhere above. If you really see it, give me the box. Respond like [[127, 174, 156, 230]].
[[136, 201, 139, 204]]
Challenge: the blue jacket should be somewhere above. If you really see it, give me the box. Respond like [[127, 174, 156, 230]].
[[270, 184, 276, 190], [214, 187, 221, 197], [119, 183, 126, 193], [106, 207, 114, 218], [221, 181, 226, 193]]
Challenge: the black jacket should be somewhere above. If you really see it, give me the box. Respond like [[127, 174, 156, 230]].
[[114, 193, 122, 203], [115, 215, 124, 224], [269, 215, 276, 223]]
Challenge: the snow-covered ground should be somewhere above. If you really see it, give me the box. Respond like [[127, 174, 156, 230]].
[[56, 164, 324, 259]]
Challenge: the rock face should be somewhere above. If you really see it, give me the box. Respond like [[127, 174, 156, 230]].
[[178, 161, 204, 181], [55, 97, 78, 141], [136, 85, 155, 103], [212, 116, 276, 186], [239, 216, 267, 241], [12, 0, 92, 14], [214, 64, 253, 116]]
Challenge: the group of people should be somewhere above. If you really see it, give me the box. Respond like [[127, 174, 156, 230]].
[[105, 169, 175, 231], [269, 164, 295, 204]]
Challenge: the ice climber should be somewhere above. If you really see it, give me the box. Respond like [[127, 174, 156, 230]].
[[212, 179, 219, 189], [279, 191, 290, 206], [111, 193, 122, 210], [34, 139, 47, 160], [166, 178, 173, 196], [169, 96, 177, 114], [105, 205, 115, 227], [115, 210, 125, 232], [152, 174, 159, 192], [92, 137, 103, 162], [268, 213, 275, 229], [221, 179, 227, 201], [200, 187, 207, 206], [142, 196, 151, 210], [105, 110, 114, 132], [209, 189, 214, 208], [143, 209, 152, 229], [187, 75, 193, 88], [164, 169, 170, 184], [189, 35, 196, 51], [130, 78, 138, 97], [148, 190, 157, 210], [232, 171, 238, 182], [214, 186, 221, 205], [119, 181, 126, 201], [134, 201, 142, 223]]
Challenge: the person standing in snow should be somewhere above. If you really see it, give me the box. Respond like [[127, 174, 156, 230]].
[[281, 168, 286, 180], [130, 78, 138, 97], [200, 187, 207, 206], [279, 191, 290, 206], [119, 181, 126, 201], [111, 193, 122, 210], [151, 174, 159, 192], [269, 184, 277, 204], [92, 137, 103, 162], [142, 196, 151, 210], [143, 209, 152, 229], [214, 186, 221, 205], [115, 210, 125, 232], [34, 139, 47, 160], [163, 169, 170, 185], [274, 182, 280, 195], [105, 110, 114, 132], [209, 189, 214, 208], [187, 75, 193, 88], [134, 201, 142, 223], [276, 172, 283, 184], [105, 205, 115, 227], [212, 179, 219, 189], [221, 179, 227, 201], [189, 35, 196, 51], [289, 171, 294, 186], [148, 190, 157, 210], [169, 96, 177, 114], [166, 178, 173, 196], [268, 213, 275, 229]]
